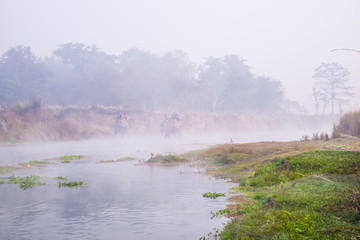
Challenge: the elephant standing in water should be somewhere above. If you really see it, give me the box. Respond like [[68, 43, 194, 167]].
[[114, 113, 129, 136], [160, 112, 183, 137]]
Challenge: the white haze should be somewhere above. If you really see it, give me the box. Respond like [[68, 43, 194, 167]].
[[0, 0, 359, 112]]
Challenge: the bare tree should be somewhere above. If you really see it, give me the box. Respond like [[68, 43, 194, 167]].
[[313, 62, 354, 118]]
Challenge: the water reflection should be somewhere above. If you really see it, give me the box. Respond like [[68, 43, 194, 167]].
[[0, 131, 309, 239], [0, 138, 236, 240]]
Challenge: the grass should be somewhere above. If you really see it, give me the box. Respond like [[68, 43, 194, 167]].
[[7, 175, 46, 190], [19, 160, 52, 167], [146, 154, 188, 163], [191, 136, 360, 239], [58, 181, 87, 187], [220, 176, 360, 239], [98, 156, 137, 163], [0, 166, 16, 174], [203, 192, 226, 199], [60, 155, 84, 160], [54, 176, 68, 180], [337, 110, 360, 137]]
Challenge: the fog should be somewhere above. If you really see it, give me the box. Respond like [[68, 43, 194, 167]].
[[0, 0, 359, 112]]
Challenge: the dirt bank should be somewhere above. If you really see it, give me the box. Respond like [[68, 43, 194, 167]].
[[0, 103, 333, 143]]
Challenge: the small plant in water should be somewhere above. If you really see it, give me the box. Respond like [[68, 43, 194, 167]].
[[8, 175, 46, 189], [19, 160, 52, 167], [55, 176, 68, 180], [60, 155, 84, 160], [202, 192, 226, 199], [58, 181, 87, 188], [61, 160, 71, 163]]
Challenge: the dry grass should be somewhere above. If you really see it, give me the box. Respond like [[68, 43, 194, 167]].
[[190, 135, 360, 180], [0, 103, 335, 143], [338, 110, 360, 137]]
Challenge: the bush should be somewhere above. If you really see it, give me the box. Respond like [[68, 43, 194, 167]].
[[338, 111, 360, 137]]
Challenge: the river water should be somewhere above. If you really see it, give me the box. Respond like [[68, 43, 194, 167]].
[[0, 131, 309, 240]]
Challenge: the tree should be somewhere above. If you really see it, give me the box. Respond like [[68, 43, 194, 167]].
[[313, 62, 354, 118], [0, 46, 49, 104]]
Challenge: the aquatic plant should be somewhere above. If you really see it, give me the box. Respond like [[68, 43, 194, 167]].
[[8, 175, 46, 189], [19, 160, 52, 166], [58, 181, 87, 187], [19, 175, 46, 190], [203, 192, 226, 199], [8, 175, 21, 184], [54, 176, 68, 180], [98, 156, 137, 163], [60, 155, 84, 160], [61, 160, 71, 163]]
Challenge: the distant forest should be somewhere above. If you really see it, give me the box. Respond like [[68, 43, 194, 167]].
[[0, 43, 300, 113]]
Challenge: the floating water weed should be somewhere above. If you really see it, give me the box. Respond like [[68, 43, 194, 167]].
[[98, 156, 137, 163], [55, 176, 68, 180], [58, 181, 87, 187], [7, 175, 45, 189], [60, 155, 84, 160], [202, 192, 226, 199], [19, 160, 52, 167]]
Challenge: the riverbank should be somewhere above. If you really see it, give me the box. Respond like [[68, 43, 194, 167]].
[[0, 103, 333, 143], [189, 135, 360, 239]]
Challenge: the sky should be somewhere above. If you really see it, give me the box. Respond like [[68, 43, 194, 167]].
[[0, 0, 359, 113]]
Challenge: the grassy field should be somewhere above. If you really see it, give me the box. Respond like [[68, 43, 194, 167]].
[[189, 135, 360, 239]]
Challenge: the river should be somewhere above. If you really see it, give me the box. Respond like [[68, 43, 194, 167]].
[[0, 131, 309, 240]]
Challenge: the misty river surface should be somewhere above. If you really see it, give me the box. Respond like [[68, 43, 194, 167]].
[[0, 131, 310, 240]]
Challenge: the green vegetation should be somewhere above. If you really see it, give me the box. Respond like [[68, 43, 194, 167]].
[[0, 167, 9, 174], [61, 160, 71, 163], [58, 181, 87, 187], [98, 156, 137, 163], [60, 155, 84, 160], [192, 136, 360, 239], [54, 176, 68, 180], [146, 154, 188, 163], [249, 151, 360, 187], [19, 160, 52, 166], [8, 175, 46, 190], [203, 192, 226, 199], [217, 151, 360, 239]]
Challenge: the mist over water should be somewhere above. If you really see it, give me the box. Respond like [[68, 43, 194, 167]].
[[0, 130, 317, 239]]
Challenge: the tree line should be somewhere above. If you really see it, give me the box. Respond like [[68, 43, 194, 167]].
[[1, 43, 301, 113]]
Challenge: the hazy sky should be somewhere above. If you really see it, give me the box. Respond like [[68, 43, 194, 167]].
[[0, 0, 359, 112]]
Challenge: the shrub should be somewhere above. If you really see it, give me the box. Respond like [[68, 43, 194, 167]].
[[338, 111, 360, 137]]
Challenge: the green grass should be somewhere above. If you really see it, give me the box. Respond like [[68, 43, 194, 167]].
[[58, 181, 87, 187], [0, 167, 9, 174], [218, 150, 360, 239], [203, 192, 226, 199], [146, 154, 188, 163], [19, 160, 52, 166], [249, 151, 360, 187], [60, 155, 84, 160], [98, 156, 137, 163], [7, 175, 46, 190], [54, 176, 68, 180]]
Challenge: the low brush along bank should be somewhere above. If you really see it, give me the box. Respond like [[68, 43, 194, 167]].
[[187, 135, 360, 239]]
